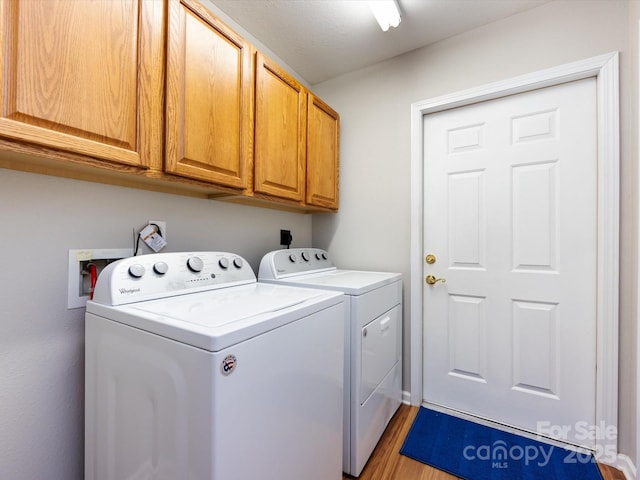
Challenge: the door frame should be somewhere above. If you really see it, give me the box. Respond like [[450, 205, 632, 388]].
[[409, 52, 619, 458]]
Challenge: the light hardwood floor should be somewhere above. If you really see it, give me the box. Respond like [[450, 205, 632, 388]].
[[343, 404, 626, 480]]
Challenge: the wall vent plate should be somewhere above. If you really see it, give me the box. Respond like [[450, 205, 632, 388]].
[[67, 248, 133, 309]]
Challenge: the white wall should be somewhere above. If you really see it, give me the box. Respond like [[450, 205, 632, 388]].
[[629, 2, 640, 477], [0, 169, 311, 480], [313, 0, 638, 468]]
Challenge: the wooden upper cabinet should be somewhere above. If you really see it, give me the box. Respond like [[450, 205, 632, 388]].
[[165, 0, 251, 189], [306, 94, 339, 209], [254, 52, 307, 202], [0, 0, 163, 168], [0, 0, 339, 210]]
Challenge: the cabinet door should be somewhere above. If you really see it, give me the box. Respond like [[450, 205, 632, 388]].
[[165, 0, 251, 188], [0, 0, 162, 168], [306, 94, 339, 209], [254, 52, 307, 202]]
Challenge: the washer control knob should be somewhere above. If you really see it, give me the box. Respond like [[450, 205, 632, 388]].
[[233, 257, 243, 269], [301, 251, 309, 261], [128, 264, 145, 278], [289, 254, 297, 262], [218, 257, 230, 269], [187, 256, 204, 272], [153, 262, 168, 275], [315, 253, 322, 260], [322, 253, 328, 260]]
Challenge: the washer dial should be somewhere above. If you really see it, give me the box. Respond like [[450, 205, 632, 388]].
[[153, 262, 168, 275], [128, 264, 145, 278], [187, 256, 204, 272]]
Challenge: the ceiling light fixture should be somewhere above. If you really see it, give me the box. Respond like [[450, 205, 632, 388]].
[[368, 0, 401, 32]]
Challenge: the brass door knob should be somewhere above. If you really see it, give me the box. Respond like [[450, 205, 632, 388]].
[[425, 275, 446, 285], [425, 254, 436, 264]]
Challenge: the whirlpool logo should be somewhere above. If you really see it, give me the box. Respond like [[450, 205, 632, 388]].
[[118, 287, 141, 295]]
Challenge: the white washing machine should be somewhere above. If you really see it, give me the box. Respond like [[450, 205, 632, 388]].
[[258, 248, 402, 477], [85, 251, 345, 480]]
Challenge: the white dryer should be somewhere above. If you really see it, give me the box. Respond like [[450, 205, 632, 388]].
[[85, 251, 345, 480], [258, 248, 402, 477]]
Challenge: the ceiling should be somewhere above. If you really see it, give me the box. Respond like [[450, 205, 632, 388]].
[[211, 0, 550, 85]]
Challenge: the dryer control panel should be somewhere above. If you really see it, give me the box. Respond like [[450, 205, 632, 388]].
[[258, 248, 336, 279], [91, 252, 255, 305]]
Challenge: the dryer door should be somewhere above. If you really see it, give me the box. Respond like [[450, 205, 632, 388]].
[[360, 305, 401, 404]]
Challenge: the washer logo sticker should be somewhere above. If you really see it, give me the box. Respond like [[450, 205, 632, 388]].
[[221, 355, 237, 376]]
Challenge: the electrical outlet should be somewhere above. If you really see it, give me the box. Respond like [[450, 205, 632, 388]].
[[67, 248, 133, 309], [280, 229, 292, 247], [148, 220, 167, 241]]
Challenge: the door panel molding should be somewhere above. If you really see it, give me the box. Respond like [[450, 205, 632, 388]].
[[410, 52, 619, 459]]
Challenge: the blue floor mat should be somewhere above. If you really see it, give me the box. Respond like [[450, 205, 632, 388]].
[[400, 407, 603, 480]]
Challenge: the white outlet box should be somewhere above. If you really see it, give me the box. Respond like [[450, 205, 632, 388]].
[[67, 248, 133, 309]]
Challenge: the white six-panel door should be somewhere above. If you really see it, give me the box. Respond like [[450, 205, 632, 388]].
[[422, 78, 597, 448]]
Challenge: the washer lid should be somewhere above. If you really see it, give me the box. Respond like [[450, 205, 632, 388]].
[[130, 283, 321, 326], [270, 269, 402, 296], [86, 283, 343, 351]]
